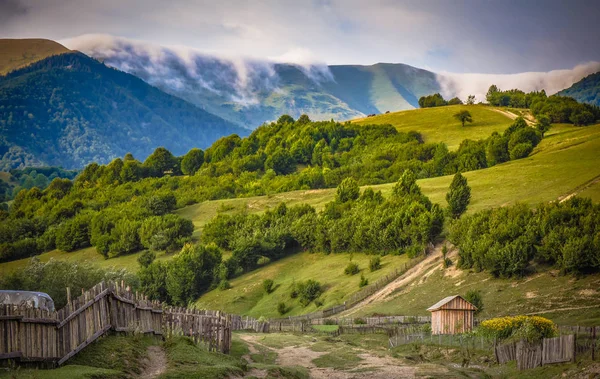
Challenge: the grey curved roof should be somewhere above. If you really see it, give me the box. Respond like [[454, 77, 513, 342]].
[[0, 290, 55, 312]]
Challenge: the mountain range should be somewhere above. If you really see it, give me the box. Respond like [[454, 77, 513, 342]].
[[0, 37, 599, 170]]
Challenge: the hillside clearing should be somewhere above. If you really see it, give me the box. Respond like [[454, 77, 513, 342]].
[[353, 105, 514, 150], [194, 251, 410, 318]]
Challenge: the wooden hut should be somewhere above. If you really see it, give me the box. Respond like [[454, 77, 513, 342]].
[[427, 295, 477, 335]]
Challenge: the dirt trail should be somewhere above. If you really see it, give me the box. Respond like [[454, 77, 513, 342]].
[[139, 345, 167, 379], [491, 108, 535, 125], [238, 334, 418, 379], [339, 243, 446, 317], [558, 174, 600, 203]]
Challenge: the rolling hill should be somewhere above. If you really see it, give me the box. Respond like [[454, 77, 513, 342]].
[[0, 52, 247, 170], [0, 39, 69, 75], [558, 71, 600, 106]]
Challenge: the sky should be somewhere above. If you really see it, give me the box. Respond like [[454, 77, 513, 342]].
[[1, 0, 600, 74]]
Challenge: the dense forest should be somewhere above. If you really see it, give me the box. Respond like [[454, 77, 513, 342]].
[[0, 166, 78, 202], [559, 72, 600, 107], [0, 113, 545, 263], [0, 52, 247, 170]]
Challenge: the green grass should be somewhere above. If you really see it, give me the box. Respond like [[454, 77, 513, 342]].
[[0, 39, 69, 75], [355, 256, 600, 325], [161, 336, 244, 378], [311, 350, 363, 370], [195, 251, 410, 318], [312, 325, 339, 332], [0, 334, 156, 379], [353, 105, 514, 150]]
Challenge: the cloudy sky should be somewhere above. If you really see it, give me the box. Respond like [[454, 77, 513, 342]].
[[1, 0, 599, 73]]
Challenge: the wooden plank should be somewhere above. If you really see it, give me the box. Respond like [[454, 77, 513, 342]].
[[56, 288, 110, 328], [58, 323, 111, 366], [0, 351, 23, 360], [0, 315, 24, 321]]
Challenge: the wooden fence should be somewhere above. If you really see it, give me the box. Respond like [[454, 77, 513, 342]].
[[0, 281, 232, 366], [270, 253, 430, 325], [495, 335, 577, 370]]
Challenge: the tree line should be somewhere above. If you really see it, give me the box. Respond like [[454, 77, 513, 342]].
[[450, 197, 600, 277], [0, 114, 537, 264]]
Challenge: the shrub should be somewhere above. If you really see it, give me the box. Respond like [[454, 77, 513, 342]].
[[359, 274, 368, 288], [509, 142, 533, 160], [277, 302, 288, 315], [354, 318, 366, 325], [478, 316, 557, 343], [369, 256, 381, 272], [263, 279, 275, 294], [314, 298, 323, 307], [344, 262, 360, 276], [294, 279, 322, 307], [465, 289, 483, 315], [217, 279, 231, 291], [137, 250, 156, 268]]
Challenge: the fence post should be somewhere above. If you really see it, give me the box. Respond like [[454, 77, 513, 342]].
[[592, 326, 596, 361], [573, 334, 577, 363]]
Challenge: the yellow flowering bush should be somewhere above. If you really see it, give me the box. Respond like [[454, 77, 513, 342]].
[[478, 316, 558, 342]]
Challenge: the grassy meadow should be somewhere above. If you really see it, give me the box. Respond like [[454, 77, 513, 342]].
[[0, 39, 69, 75], [353, 105, 514, 150]]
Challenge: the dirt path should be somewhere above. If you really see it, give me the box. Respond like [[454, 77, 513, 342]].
[[491, 108, 535, 125], [558, 174, 600, 203], [238, 334, 418, 379], [139, 345, 167, 379], [339, 243, 446, 317]]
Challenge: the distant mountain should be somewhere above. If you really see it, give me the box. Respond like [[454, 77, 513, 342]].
[[0, 39, 70, 75], [0, 52, 247, 170], [558, 72, 600, 106], [69, 36, 441, 127]]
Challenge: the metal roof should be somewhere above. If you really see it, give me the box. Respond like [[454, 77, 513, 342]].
[[427, 295, 476, 311]]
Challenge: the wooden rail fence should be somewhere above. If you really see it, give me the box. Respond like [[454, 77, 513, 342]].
[[0, 281, 232, 366]]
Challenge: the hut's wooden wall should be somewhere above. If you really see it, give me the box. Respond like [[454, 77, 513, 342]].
[[430, 297, 475, 335]]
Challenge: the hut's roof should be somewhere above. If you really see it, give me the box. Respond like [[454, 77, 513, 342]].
[[427, 295, 477, 311]]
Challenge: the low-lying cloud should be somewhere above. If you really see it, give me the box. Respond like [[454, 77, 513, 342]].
[[63, 34, 334, 107], [437, 62, 600, 103]]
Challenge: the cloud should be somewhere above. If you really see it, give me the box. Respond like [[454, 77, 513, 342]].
[[437, 62, 600, 102], [62, 34, 334, 107]]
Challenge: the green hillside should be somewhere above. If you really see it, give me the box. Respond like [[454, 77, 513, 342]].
[[194, 251, 410, 318], [558, 71, 600, 106], [0, 39, 69, 75], [0, 52, 246, 169], [2, 122, 598, 277], [353, 105, 514, 150]]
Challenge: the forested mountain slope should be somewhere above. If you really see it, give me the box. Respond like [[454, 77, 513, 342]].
[[0, 52, 247, 170], [559, 71, 600, 106]]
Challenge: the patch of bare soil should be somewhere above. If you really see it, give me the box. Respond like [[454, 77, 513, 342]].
[[139, 346, 167, 379], [491, 108, 535, 125], [238, 334, 419, 379]]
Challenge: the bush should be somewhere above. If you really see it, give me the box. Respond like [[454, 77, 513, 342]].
[[263, 279, 275, 294], [137, 250, 156, 268], [465, 289, 483, 315], [344, 262, 360, 275], [277, 302, 288, 315], [217, 279, 231, 291], [478, 316, 557, 343], [294, 279, 322, 307], [369, 256, 381, 272], [509, 142, 533, 160], [354, 318, 366, 325], [359, 274, 368, 288], [314, 298, 323, 307]]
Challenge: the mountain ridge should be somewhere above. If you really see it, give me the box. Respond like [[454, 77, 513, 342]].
[[0, 51, 247, 170]]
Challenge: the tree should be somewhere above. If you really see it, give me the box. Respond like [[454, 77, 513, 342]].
[[336, 177, 360, 203], [486, 85, 499, 104], [181, 148, 205, 175], [465, 290, 483, 315], [143, 147, 178, 177], [454, 110, 473, 127], [166, 244, 222, 306], [392, 170, 421, 197], [466, 95, 476, 105], [446, 172, 471, 218], [264, 148, 295, 175], [448, 97, 463, 105], [535, 114, 552, 136]]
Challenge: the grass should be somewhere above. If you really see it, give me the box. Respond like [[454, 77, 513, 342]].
[[0, 333, 156, 379], [161, 336, 244, 378], [353, 105, 514, 150], [355, 255, 600, 325], [195, 251, 410, 318], [312, 325, 340, 332], [311, 350, 363, 370], [0, 39, 69, 75]]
